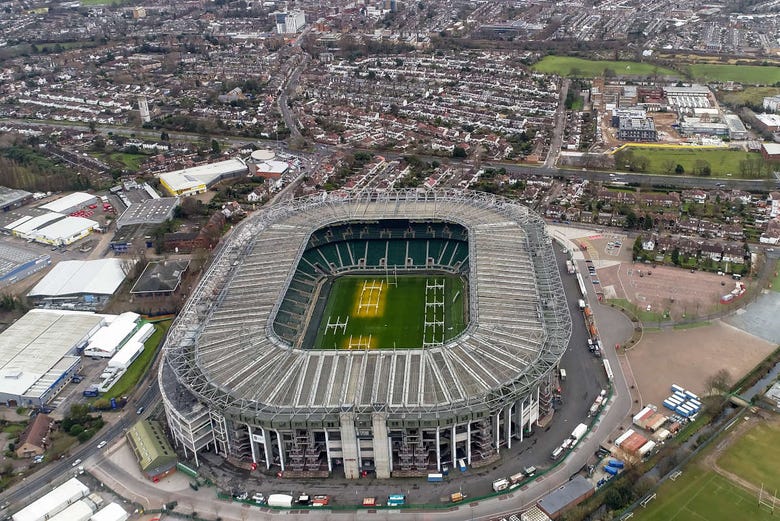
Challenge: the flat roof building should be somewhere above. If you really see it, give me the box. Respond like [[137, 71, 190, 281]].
[[40, 192, 97, 215], [28, 259, 129, 311], [0, 310, 105, 407], [537, 475, 594, 519], [158, 159, 248, 197], [12, 477, 89, 521], [0, 186, 32, 212], [90, 503, 128, 521], [0, 244, 50, 288], [115, 198, 178, 229]]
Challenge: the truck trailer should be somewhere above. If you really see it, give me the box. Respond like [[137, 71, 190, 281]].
[[267, 494, 294, 508]]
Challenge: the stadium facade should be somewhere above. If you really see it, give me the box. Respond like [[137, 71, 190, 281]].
[[160, 190, 571, 479]]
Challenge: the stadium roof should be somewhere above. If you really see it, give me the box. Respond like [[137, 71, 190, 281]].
[[0, 310, 105, 397], [40, 192, 95, 213], [29, 259, 128, 297], [163, 190, 570, 419]]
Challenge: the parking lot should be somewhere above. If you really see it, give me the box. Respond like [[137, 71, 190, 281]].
[[625, 321, 775, 409], [597, 263, 734, 322]]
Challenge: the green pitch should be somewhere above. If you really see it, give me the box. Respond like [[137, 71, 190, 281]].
[[717, 422, 780, 492], [634, 466, 777, 521], [314, 274, 466, 349]]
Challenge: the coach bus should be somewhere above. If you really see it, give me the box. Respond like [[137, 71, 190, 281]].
[[387, 495, 406, 507]]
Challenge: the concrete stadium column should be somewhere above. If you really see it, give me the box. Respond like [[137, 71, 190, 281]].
[[494, 411, 500, 454], [274, 429, 285, 471], [505, 405, 513, 449], [324, 430, 333, 472], [451, 425, 457, 468], [517, 398, 525, 442], [466, 421, 472, 464], [339, 412, 360, 479], [247, 424, 257, 463], [261, 427, 271, 469], [372, 412, 391, 479], [435, 427, 441, 471], [387, 437, 393, 473]]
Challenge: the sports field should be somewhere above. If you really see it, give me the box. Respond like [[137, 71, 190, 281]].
[[687, 64, 780, 85], [314, 274, 466, 349], [633, 466, 778, 521], [619, 147, 764, 178], [532, 56, 677, 78], [718, 422, 780, 492]]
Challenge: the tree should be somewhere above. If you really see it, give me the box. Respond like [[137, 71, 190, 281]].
[[211, 139, 221, 156], [674, 164, 685, 175], [662, 159, 676, 175], [160, 131, 170, 141], [632, 236, 643, 260], [705, 368, 732, 394], [671, 247, 680, 266]]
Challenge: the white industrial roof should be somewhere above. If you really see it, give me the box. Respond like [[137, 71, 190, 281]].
[[254, 160, 289, 174], [29, 259, 128, 297], [108, 340, 144, 369], [12, 478, 89, 521], [40, 192, 95, 213], [159, 158, 247, 192], [47, 500, 94, 521], [34, 216, 97, 242], [5, 215, 32, 231], [90, 503, 128, 521], [12, 213, 63, 235], [0, 310, 105, 397], [84, 312, 140, 356]]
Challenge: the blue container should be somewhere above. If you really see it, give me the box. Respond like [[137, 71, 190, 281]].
[[603, 465, 619, 476], [608, 459, 625, 469]]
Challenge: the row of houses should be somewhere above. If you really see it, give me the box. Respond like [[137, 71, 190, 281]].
[[640, 235, 748, 264]]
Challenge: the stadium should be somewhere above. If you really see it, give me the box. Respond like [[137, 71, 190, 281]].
[[160, 190, 571, 479]]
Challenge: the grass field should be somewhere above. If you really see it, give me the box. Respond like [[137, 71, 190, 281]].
[[621, 147, 765, 178], [718, 422, 780, 492], [93, 152, 148, 172], [633, 466, 778, 521], [720, 87, 780, 108], [314, 275, 465, 349], [688, 64, 780, 85], [771, 261, 780, 293], [532, 56, 677, 78]]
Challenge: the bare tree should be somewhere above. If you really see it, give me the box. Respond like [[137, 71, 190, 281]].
[[705, 368, 732, 395]]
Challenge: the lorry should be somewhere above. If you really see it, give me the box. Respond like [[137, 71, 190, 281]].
[[492, 478, 510, 492], [570, 423, 588, 444], [427, 473, 444, 482], [267, 494, 294, 508], [578, 299, 586, 310]]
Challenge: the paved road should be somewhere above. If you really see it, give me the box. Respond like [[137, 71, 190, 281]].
[[545, 78, 570, 168]]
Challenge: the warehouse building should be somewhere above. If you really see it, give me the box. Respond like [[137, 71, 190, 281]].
[[0, 186, 32, 212], [158, 159, 248, 197], [12, 477, 89, 521], [115, 197, 177, 228], [0, 244, 50, 288], [0, 310, 105, 407], [126, 419, 178, 482], [90, 503, 129, 521], [40, 192, 97, 215], [28, 259, 129, 311]]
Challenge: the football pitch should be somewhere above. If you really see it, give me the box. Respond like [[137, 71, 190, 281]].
[[634, 466, 778, 521], [313, 274, 466, 349]]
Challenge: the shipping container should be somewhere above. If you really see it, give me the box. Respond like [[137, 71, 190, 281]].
[[387, 495, 406, 507], [603, 465, 619, 476], [427, 473, 444, 482], [684, 390, 699, 400], [267, 494, 294, 508], [671, 384, 684, 394], [608, 459, 625, 469]]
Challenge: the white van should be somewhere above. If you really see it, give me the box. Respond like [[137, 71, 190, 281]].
[[559, 368, 567, 380]]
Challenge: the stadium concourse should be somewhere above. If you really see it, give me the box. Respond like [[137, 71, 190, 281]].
[[160, 190, 571, 480]]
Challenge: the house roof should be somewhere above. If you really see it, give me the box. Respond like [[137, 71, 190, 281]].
[[130, 260, 190, 294], [18, 413, 51, 449]]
